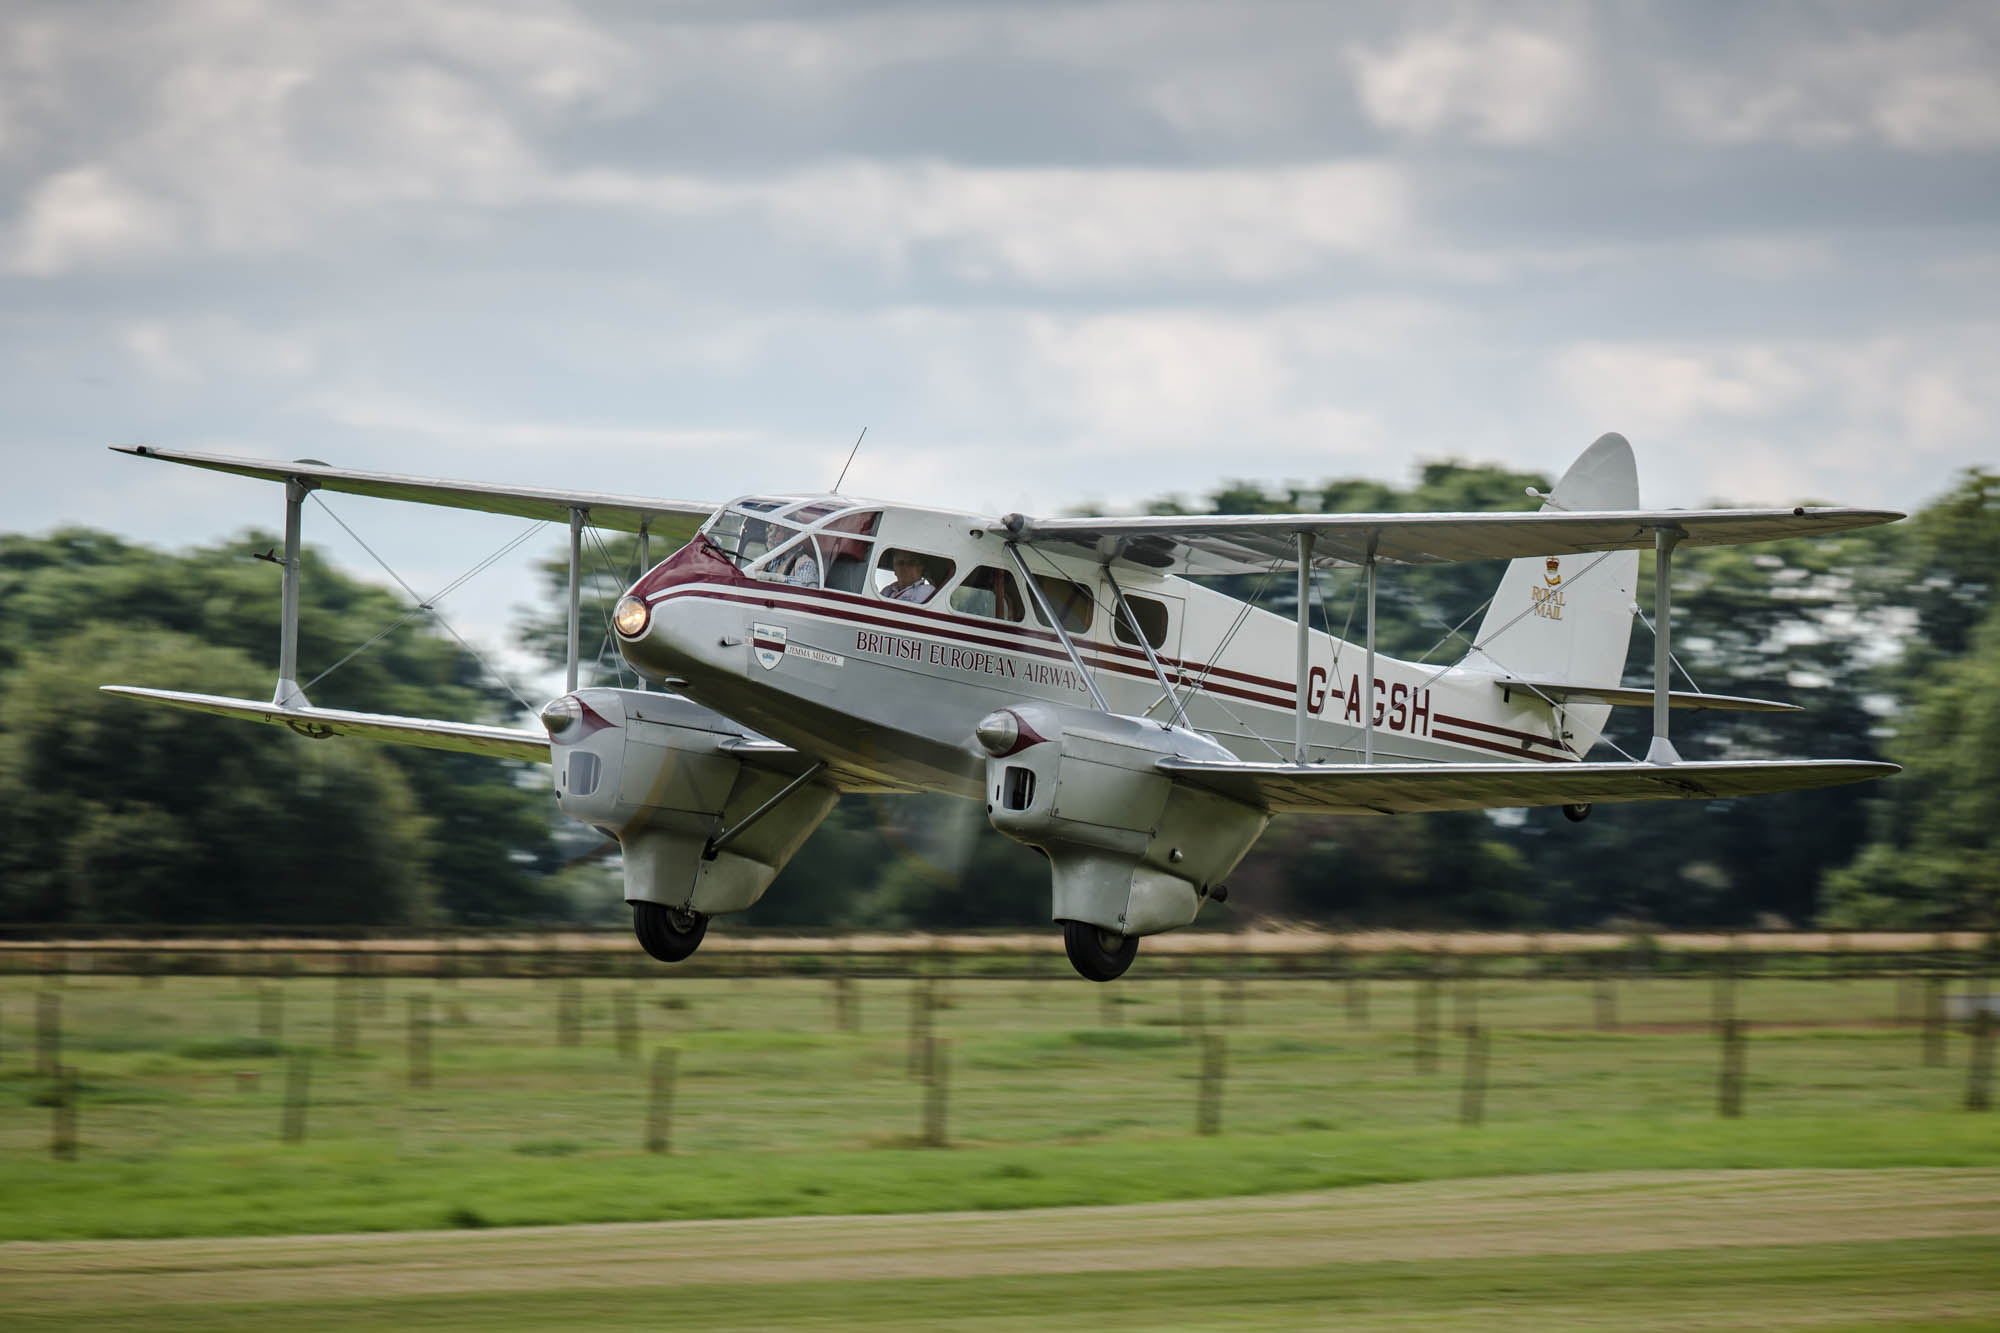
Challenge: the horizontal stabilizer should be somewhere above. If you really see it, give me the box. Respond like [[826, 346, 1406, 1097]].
[[111, 445, 715, 542], [100, 687, 550, 764], [1494, 678, 1800, 713], [1156, 755, 1897, 816]]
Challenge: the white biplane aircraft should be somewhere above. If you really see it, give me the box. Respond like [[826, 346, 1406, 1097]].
[[104, 434, 1899, 980]]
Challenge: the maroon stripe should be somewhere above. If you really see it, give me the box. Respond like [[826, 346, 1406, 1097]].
[[1432, 710, 1570, 753], [660, 586, 1304, 710], [666, 579, 1306, 695], [1431, 728, 1568, 763]]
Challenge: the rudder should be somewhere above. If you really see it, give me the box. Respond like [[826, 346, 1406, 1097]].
[[1459, 433, 1640, 751]]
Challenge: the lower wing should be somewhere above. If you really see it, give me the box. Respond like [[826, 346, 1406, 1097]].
[[1155, 755, 1898, 816], [100, 687, 551, 763]]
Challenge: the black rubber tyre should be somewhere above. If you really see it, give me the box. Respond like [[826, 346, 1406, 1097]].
[[632, 901, 709, 963], [1561, 802, 1593, 823], [1061, 920, 1138, 982]]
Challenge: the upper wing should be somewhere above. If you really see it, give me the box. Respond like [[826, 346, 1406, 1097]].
[[113, 445, 717, 542], [1004, 506, 1903, 576], [1157, 756, 1898, 816]]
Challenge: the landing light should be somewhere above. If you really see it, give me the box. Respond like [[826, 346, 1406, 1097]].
[[613, 595, 650, 638]]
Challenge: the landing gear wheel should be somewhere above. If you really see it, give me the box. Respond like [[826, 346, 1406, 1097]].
[[632, 901, 709, 963], [1561, 802, 1592, 823], [1061, 920, 1138, 982]]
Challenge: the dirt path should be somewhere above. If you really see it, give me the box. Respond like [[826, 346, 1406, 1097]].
[[5, 1169, 1997, 1313]]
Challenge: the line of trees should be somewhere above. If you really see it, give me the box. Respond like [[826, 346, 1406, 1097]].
[[1, 464, 1993, 932]]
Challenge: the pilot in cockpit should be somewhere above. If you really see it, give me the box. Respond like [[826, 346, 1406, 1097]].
[[880, 550, 936, 604]]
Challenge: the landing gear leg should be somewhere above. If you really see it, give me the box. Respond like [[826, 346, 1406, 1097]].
[[632, 901, 709, 963], [1061, 920, 1138, 982]]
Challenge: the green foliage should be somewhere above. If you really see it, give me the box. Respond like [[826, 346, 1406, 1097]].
[[1823, 602, 2000, 927], [0, 529, 563, 926]]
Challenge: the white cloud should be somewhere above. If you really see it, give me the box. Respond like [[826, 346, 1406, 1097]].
[[1346, 18, 1593, 145], [1548, 330, 2000, 504], [751, 161, 1416, 285], [1664, 23, 2000, 151], [8, 166, 181, 275], [116, 316, 317, 386]]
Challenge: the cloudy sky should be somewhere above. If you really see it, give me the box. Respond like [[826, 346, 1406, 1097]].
[[5, 0, 1997, 673]]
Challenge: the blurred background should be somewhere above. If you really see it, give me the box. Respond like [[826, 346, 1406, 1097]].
[[1, 0, 1996, 936]]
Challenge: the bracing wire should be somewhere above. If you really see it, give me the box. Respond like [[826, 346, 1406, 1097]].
[[300, 499, 548, 705]]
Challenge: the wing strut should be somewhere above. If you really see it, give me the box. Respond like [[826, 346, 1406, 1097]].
[[637, 517, 653, 693], [566, 507, 585, 694], [1293, 531, 1313, 764], [1103, 561, 1179, 727], [274, 474, 313, 709], [1006, 542, 1111, 712], [1648, 526, 1684, 764], [1363, 537, 1379, 765]]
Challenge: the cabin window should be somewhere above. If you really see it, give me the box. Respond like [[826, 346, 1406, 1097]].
[[808, 511, 879, 594], [1028, 573, 1094, 633], [949, 566, 1026, 622], [707, 511, 800, 570], [874, 549, 953, 605], [1112, 593, 1170, 649], [750, 534, 822, 588]]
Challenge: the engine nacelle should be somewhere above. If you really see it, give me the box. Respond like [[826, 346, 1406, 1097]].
[[981, 704, 1269, 938], [543, 688, 836, 916]]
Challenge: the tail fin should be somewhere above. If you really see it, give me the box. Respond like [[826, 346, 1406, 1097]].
[[1459, 433, 1640, 751]]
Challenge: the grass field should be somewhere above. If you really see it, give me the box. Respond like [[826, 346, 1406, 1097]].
[[3, 969, 1994, 1237], [4, 970, 1997, 1327]]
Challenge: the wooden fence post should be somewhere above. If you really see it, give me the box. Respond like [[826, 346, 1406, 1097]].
[[1718, 1018, 1746, 1118], [646, 1047, 678, 1154], [1459, 1025, 1489, 1127], [923, 1037, 951, 1148], [1196, 1032, 1226, 1136], [907, 977, 934, 1077], [1346, 969, 1370, 1029], [407, 994, 432, 1089]]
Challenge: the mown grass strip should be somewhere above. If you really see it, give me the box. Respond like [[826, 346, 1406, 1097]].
[[15, 1237, 2000, 1332]]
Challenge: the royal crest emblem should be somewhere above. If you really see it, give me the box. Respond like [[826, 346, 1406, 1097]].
[[751, 622, 787, 670], [1544, 555, 1562, 587]]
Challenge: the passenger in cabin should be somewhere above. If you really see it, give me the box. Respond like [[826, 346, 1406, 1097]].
[[880, 550, 936, 604], [777, 541, 820, 588]]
